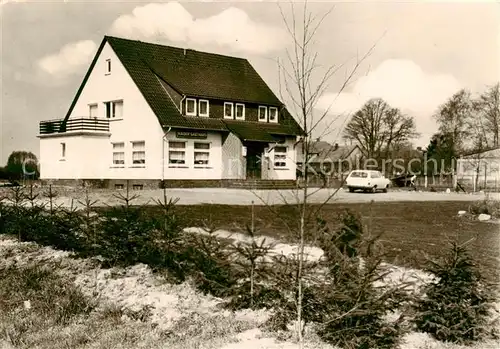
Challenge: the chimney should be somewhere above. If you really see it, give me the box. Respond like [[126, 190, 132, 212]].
[[183, 48, 187, 56]]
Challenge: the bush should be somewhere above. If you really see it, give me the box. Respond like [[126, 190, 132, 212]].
[[469, 197, 500, 218], [413, 241, 496, 344], [315, 210, 406, 348], [184, 228, 237, 297]]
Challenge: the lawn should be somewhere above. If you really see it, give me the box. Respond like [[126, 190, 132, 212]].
[[164, 201, 499, 284]]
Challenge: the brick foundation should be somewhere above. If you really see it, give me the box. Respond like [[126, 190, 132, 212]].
[[38, 178, 298, 190]]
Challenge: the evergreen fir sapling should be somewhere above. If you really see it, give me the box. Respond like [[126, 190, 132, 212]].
[[186, 210, 236, 297], [315, 208, 408, 349], [413, 240, 497, 344], [228, 201, 279, 309]]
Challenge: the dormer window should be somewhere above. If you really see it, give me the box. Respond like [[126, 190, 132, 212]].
[[269, 107, 278, 123], [258, 106, 268, 122], [235, 103, 245, 120], [224, 102, 234, 119], [105, 59, 111, 74], [198, 100, 209, 117], [186, 98, 197, 116]]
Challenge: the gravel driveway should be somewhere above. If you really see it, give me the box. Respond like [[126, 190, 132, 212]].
[[31, 187, 499, 208]]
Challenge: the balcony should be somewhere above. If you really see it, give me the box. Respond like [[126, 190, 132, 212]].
[[39, 118, 110, 135]]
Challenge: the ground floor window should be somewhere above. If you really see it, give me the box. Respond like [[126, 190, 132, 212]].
[[169, 141, 186, 165], [194, 142, 210, 166], [273, 146, 287, 168], [131, 141, 145, 165], [112, 142, 125, 165]]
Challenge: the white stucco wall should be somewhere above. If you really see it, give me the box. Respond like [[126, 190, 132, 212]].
[[263, 138, 297, 180], [162, 131, 223, 180], [39, 134, 110, 179], [40, 42, 165, 180]]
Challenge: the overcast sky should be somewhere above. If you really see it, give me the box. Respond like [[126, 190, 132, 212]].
[[1, 0, 499, 164]]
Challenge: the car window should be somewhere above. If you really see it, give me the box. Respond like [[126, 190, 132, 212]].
[[350, 171, 368, 178], [371, 171, 380, 178]]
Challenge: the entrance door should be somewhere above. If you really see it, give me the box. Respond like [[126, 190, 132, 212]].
[[246, 144, 264, 179]]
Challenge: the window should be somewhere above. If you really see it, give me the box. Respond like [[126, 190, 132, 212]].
[[132, 184, 144, 190], [273, 146, 287, 168], [112, 142, 125, 165], [105, 59, 111, 74], [186, 98, 197, 116], [194, 142, 210, 166], [169, 141, 186, 165], [115, 184, 124, 190], [61, 143, 66, 159], [258, 106, 268, 122], [235, 103, 245, 120], [224, 102, 234, 119], [104, 100, 123, 118], [131, 141, 145, 165], [198, 100, 209, 117], [269, 107, 278, 123], [89, 104, 98, 118], [350, 171, 368, 178], [370, 171, 381, 178]]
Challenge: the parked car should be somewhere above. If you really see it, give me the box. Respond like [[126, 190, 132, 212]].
[[346, 170, 390, 193]]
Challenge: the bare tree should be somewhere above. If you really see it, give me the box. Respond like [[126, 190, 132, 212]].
[[473, 83, 500, 148], [273, 1, 376, 346], [343, 98, 418, 160], [434, 89, 472, 155]]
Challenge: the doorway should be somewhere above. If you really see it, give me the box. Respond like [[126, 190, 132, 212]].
[[245, 142, 266, 179]]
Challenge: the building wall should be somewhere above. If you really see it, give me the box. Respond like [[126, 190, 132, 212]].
[[162, 130, 223, 180], [39, 134, 110, 179], [221, 132, 245, 179], [456, 156, 500, 189], [263, 138, 297, 180], [41, 42, 165, 180]]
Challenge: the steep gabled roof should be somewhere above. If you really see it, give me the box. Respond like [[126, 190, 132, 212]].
[[296, 142, 361, 163], [63, 36, 302, 137]]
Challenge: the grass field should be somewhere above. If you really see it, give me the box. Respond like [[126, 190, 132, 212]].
[[1, 196, 499, 349], [165, 201, 500, 284]]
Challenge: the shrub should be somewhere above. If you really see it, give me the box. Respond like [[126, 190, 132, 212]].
[[271, 209, 408, 349], [185, 226, 237, 297], [469, 197, 500, 218], [225, 281, 285, 311], [413, 240, 496, 344]]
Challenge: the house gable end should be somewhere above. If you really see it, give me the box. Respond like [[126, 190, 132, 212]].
[[62, 37, 108, 123]]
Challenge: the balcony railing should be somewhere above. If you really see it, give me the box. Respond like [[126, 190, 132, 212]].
[[39, 118, 110, 135]]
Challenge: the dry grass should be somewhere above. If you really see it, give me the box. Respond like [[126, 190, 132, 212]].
[[167, 201, 500, 283], [0, 196, 499, 349], [0, 237, 329, 349]]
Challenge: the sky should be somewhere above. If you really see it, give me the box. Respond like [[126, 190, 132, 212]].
[[1, 0, 499, 164]]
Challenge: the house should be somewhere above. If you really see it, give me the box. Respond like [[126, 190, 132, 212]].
[[296, 141, 362, 176], [456, 147, 500, 190], [38, 36, 303, 188]]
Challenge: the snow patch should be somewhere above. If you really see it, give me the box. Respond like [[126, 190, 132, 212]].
[[183, 227, 324, 262]]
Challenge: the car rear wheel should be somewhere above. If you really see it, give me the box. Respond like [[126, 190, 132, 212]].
[[348, 187, 355, 193], [371, 186, 377, 193], [382, 185, 388, 193]]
